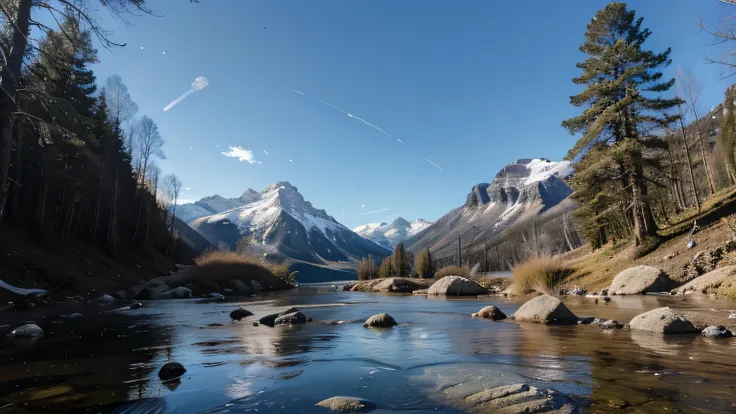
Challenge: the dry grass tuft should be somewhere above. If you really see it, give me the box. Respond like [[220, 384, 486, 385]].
[[512, 256, 573, 295], [175, 249, 295, 290], [435, 265, 471, 278]]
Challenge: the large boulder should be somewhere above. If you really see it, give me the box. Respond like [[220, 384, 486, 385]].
[[135, 279, 172, 300], [363, 313, 397, 328], [609, 265, 672, 295], [371, 278, 422, 293], [673, 266, 736, 297], [472, 305, 507, 321], [463, 383, 578, 413], [230, 307, 254, 321], [428, 276, 487, 296], [158, 287, 192, 299], [628, 307, 698, 334], [315, 396, 376, 412], [511, 294, 578, 325]]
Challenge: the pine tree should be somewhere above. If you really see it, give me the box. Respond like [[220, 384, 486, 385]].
[[379, 256, 393, 278], [415, 248, 435, 278], [392, 243, 410, 277], [562, 3, 680, 247]]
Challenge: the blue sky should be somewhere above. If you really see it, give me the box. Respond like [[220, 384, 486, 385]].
[[84, 0, 734, 229]]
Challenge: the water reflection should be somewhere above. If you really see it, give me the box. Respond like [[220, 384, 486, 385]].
[[1, 292, 735, 413]]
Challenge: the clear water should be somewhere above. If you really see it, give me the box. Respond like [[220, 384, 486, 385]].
[[1, 290, 735, 413]]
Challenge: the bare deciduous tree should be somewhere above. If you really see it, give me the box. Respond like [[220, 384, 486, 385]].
[[162, 173, 182, 255]]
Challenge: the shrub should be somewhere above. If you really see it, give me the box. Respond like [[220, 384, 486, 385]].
[[512, 256, 572, 295], [435, 265, 470, 278], [188, 249, 295, 287]]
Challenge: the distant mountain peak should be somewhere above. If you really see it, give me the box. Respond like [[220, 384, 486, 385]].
[[354, 217, 433, 249]]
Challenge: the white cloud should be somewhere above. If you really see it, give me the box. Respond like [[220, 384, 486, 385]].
[[222, 146, 261, 164], [361, 204, 366, 208], [185, 187, 191, 191], [263, 150, 269, 155], [289, 159, 293, 162], [164, 76, 209, 112]]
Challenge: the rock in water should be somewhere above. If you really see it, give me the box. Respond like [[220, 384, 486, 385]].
[[129, 302, 143, 310], [202, 292, 225, 301], [463, 383, 577, 413], [471, 305, 507, 321], [609, 265, 673, 295], [628, 307, 697, 334], [7, 324, 44, 339], [427, 276, 487, 296], [275, 311, 308, 325], [701, 325, 733, 338], [511, 294, 578, 324], [89, 294, 115, 305], [159, 287, 192, 299], [230, 307, 254, 321], [158, 362, 186, 381], [258, 307, 300, 326], [315, 396, 376, 412], [600, 320, 623, 330], [363, 313, 398, 328]]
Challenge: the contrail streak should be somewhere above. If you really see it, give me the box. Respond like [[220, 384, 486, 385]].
[[396, 138, 404, 144], [360, 208, 391, 216], [424, 158, 444, 172], [283, 86, 393, 138], [164, 76, 209, 111]]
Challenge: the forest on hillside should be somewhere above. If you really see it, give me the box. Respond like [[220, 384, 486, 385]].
[[0, 0, 196, 287]]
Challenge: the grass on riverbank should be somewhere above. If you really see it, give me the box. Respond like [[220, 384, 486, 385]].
[[175, 250, 295, 291], [512, 257, 573, 295], [435, 265, 471, 278]]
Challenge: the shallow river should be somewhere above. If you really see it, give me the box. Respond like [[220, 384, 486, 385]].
[[1, 288, 736, 413]]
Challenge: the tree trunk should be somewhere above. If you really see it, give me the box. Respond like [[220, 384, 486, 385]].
[[0, 0, 33, 219], [11, 119, 24, 220], [677, 101, 700, 213], [105, 167, 119, 252], [691, 105, 717, 195]]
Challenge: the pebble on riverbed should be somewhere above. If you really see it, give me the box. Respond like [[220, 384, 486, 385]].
[[701, 325, 733, 338]]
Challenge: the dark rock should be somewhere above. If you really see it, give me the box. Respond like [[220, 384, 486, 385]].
[[315, 396, 376, 412], [275, 311, 308, 325], [600, 320, 624, 330], [158, 362, 186, 381], [89, 294, 115, 305], [472, 305, 507, 321], [6, 323, 44, 339], [201, 292, 225, 302], [701, 325, 733, 338], [577, 316, 595, 325], [258, 307, 300, 327], [129, 302, 143, 310], [159, 287, 192, 299], [364, 313, 397, 328], [230, 307, 254, 321]]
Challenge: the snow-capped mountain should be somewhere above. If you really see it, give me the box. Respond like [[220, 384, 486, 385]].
[[405, 158, 574, 258], [176, 189, 260, 223], [354, 217, 432, 248], [189, 182, 390, 265]]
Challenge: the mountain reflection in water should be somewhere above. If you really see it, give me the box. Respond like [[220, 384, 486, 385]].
[[1, 289, 735, 413]]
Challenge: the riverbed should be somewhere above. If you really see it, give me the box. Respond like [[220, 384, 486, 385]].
[[1, 288, 735, 413]]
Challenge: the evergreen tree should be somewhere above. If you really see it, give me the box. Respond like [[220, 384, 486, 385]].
[[379, 256, 393, 278], [415, 248, 435, 278], [392, 243, 410, 277], [562, 3, 680, 247]]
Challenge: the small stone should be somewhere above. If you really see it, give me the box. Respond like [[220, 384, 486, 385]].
[[158, 362, 186, 381], [315, 396, 376, 412], [600, 320, 623, 330], [364, 313, 397, 328], [230, 307, 254, 321], [129, 302, 143, 310], [701, 325, 733, 338], [472, 305, 507, 321]]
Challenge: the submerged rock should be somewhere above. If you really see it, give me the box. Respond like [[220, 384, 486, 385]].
[[609, 265, 672, 295], [315, 396, 376, 412], [472, 305, 507, 321], [230, 307, 254, 321], [89, 294, 115, 305], [511, 294, 578, 324], [628, 307, 697, 334], [258, 307, 301, 326], [428, 276, 487, 296], [202, 292, 225, 301], [129, 302, 143, 310], [600, 320, 624, 330], [363, 313, 397, 328], [6, 323, 44, 339], [275, 311, 308, 325], [701, 325, 733, 338], [159, 287, 192, 299], [158, 362, 186, 381], [463, 383, 577, 413]]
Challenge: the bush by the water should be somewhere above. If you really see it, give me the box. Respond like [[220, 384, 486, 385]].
[[512, 257, 572, 295], [414, 248, 435, 278], [190, 250, 296, 286], [435, 265, 471, 278]]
